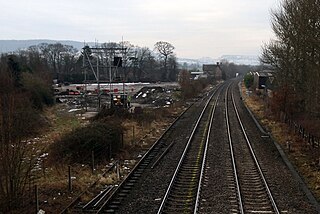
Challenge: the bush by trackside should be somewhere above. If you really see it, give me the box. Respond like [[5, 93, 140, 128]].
[[244, 72, 254, 89], [49, 120, 123, 164]]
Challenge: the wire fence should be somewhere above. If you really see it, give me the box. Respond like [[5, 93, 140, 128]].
[[281, 112, 320, 148]]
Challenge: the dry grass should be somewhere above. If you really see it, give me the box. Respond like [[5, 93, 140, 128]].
[[19, 103, 185, 213], [241, 83, 320, 201]]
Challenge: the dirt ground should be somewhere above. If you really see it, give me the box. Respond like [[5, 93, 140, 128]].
[[241, 82, 320, 201]]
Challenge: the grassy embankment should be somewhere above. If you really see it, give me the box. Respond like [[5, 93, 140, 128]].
[[241, 82, 320, 201]]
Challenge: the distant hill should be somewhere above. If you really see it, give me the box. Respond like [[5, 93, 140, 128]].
[[219, 55, 260, 66], [0, 39, 95, 53], [0, 40, 260, 66], [178, 55, 260, 66]]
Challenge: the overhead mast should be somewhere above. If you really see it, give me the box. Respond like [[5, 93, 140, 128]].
[[82, 41, 127, 111]]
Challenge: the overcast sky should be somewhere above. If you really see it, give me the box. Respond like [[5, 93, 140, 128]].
[[0, 0, 280, 58]]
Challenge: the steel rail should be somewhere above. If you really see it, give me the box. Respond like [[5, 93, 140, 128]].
[[193, 88, 221, 214], [95, 98, 197, 213], [59, 161, 118, 214], [96, 85, 220, 213], [230, 85, 280, 214], [150, 140, 176, 169], [157, 86, 221, 214], [225, 83, 245, 214]]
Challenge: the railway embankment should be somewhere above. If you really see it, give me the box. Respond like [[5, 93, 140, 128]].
[[240, 81, 320, 204]]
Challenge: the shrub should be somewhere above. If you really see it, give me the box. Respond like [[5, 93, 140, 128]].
[[244, 72, 254, 88], [49, 121, 123, 164], [93, 107, 131, 121]]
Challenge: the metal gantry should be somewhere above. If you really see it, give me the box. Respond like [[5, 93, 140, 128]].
[[82, 44, 127, 110]]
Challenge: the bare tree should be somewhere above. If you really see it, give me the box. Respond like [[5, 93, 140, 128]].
[[39, 43, 77, 82], [261, 0, 320, 116], [0, 56, 40, 211], [154, 41, 175, 81], [129, 47, 155, 81], [166, 55, 178, 81]]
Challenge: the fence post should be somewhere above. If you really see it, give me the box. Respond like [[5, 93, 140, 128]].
[[68, 166, 72, 192], [109, 143, 112, 160], [35, 185, 39, 213], [286, 141, 291, 152], [132, 125, 135, 144], [308, 133, 311, 144], [121, 133, 124, 148], [116, 162, 120, 180], [312, 136, 315, 148], [92, 151, 95, 174]]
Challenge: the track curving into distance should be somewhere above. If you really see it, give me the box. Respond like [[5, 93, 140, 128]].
[[225, 82, 280, 214]]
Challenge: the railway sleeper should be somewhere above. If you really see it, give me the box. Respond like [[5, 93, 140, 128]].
[[174, 180, 198, 185], [243, 171, 260, 176], [172, 185, 197, 191], [246, 208, 275, 213], [242, 186, 266, 192], [122, 185, 133, 190], [165, 202, 195, 209], [125, 182, 135, 186], [242, 184, 265, 189], [107, 204, 119, 210], [229, 208, 239, 214], [127, 178, 137, 183], [177, 174, 199, 180], [242, 179, 263, 184], [169, 194, 195, 200], [243, 191, 269, 198], [243, 175, 261, 183], [172, 195, 197, 201], [135, 167, 145, 171], [178, 171, 199, 176], [104, 208, 116, 213], [117, 192, 128, 198], [245, 198, 271, 204], [180, 166, 200, 171], [242, 176, 261, 181], [113, 196, 125, 202], [109, 200, 121, 206], [243, 196, 271, 203], [164, 203, 195, 209], [133, 172, 142, 177], [163, 205, 194, 212], [139, 163, 149, 167]]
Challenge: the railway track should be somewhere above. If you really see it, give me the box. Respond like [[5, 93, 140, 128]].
[[90, 85, 222, 213], [225, 83, 280, 214], [61, 80, 318, 214], [60, 162, 120, 214], [156, 85, 223, 214]]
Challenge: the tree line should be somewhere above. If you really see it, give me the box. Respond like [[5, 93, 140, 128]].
[[261, 0, 320, 117], [1, 40, 179, 84]]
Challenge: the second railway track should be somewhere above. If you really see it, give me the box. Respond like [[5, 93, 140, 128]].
[[156, 85, 222, 214], [226, 83, 280, 214]]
